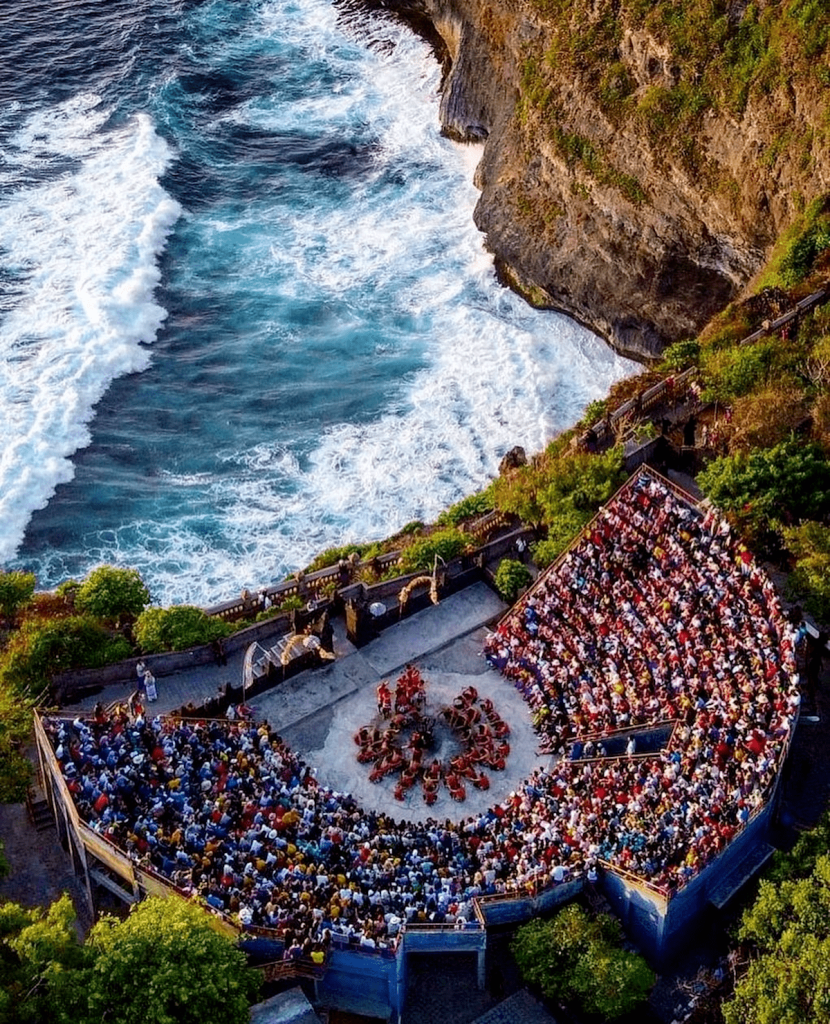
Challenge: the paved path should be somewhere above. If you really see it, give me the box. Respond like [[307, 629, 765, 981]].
[[360, 583, 506, 676], [64, 642, 251, 718], [249, 584, 544, 826], [65, 582, 505, 721]]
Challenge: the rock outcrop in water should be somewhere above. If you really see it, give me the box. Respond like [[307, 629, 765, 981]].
[[349, 0, 830, 361]]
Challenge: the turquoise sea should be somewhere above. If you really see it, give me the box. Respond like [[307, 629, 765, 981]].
[[1, 0, 634, 605]]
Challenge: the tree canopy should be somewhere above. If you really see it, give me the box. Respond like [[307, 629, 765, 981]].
[[74, 565, 150, 623], [494, 443, 626, 535], [0, 571, 35, 625], [134, 605, 233, 654], [0, 894, 83, 1024], [697, 437, 830, 533], [784, 520, 830, 623], [398, 527, 469, 573], [0, 895, 260, 1024], [75, 897, 259, 1024], [494, 558, 532, 602], [725, 855, 830, 1024], [0, 617, 132, 698], [511, 904, 654, 1019]]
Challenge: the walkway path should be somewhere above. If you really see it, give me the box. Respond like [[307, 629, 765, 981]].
[[65, 582, 505, 719]]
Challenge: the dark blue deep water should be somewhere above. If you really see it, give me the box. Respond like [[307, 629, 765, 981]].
[[1, 0, 633, 604]]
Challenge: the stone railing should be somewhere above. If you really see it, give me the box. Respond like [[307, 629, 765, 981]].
[[586, 366, 698, 447], [738, 286, 827, 347], [583, 285, 829, 450], [50, 518, 529, 702], [203, 509, 510, 623]]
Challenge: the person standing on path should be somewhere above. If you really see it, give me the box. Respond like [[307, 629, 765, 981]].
[[143, 669, 158, 703]]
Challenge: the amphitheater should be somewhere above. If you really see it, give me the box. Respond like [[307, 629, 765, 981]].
[[35, 467, 801, 1020]]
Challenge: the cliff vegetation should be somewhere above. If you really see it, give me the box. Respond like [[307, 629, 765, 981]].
[[404, 0, 830, 359]]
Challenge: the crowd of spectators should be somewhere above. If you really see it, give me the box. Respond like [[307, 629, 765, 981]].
[[44, 710, 562, 951], [43, 469, 801, 942], [485, 470, 801, 888]]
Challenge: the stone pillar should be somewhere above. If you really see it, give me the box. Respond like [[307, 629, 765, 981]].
[[345, 600, 363, 647], [477, 945, 486, 991]]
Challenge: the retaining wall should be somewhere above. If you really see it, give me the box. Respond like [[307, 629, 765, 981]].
[[51, 524, 532, 703], [475, 878, 584, 926], [600, 800, 775, 963], [317, 946, 402, 1021]]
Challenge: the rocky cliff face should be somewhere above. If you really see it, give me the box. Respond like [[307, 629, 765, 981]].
[[372, 0, 830, 361]]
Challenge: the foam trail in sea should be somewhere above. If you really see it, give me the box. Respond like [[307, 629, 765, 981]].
[[0, 94, 181, 564], [7, 0, 634, 605]]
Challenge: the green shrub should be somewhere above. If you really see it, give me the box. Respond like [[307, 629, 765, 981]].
[[399, 520, 424, 536], [0, 894, 260, 1024], [532, 536, 567, 569], [277, 594, 304, 613], [759, 195, 830, 289], [697, 438, 830, 530], [74, 566, 150, 623], [0, 570, 36, 624], [53, 579, 80, 611], [542, 445, 627, 516], [783, 521, 830, 623], [134, 606, 233, 654], [661, 338, 701, 372], [436, 488, 495, 526], [494, 445, 625, 531], [725, 853, 830, 1024], [598, 61, 636, 117], [0, 743, 33, 804], [0, 617, 132, 697], [304, 545, 367, 574], [399, 528, 468, 573], [494, 559, 532, 602], [780, 218, 830, 285], [0, 688, 34, 803], [512, 905, 654, 1018], [765, 806, 830, 884], [533, 509, 592, 567], [580, 397, 609, 427], [702, 341, 775, 402]]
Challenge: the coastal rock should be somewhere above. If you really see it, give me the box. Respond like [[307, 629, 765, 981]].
[[499, 445, 527, 473], [358, 0, 830, 361]]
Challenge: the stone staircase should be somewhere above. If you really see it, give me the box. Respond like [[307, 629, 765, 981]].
[[25, 787, 54, 833]]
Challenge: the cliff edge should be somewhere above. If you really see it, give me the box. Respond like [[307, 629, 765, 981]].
[[357, 0, 830, 361]]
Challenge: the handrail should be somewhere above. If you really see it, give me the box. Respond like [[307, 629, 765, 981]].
[[259, 955, 328, 982], [588, 366, 698, 441], [585, 287, 829, 444], [403, 919, 483, 932], [573, 717, 678, 747], [739, 286, 827, 346], [598, 859, 671, 901]]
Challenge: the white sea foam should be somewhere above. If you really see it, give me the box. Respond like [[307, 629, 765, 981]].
[[0, 96, 181, 564], [8, 2, 634, 606]]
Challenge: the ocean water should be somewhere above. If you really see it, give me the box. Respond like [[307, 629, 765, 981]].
[[1, 0, 634, 606]]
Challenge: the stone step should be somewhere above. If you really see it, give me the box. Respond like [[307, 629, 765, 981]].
[[27, 797, 54, 832]]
